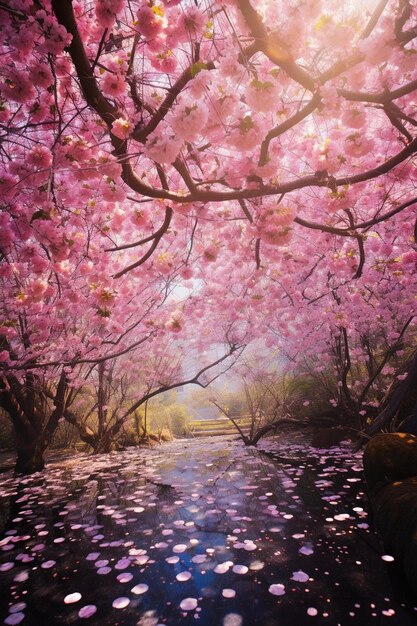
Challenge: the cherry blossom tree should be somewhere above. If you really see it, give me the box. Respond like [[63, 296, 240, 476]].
[[267, 222, 417, 434], [1, 0, 417, 472], [0, 211, 248, 472], [63, 334, 244, 454]]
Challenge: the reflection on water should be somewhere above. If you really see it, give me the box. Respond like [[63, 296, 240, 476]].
[[0, 435, 416, 625]]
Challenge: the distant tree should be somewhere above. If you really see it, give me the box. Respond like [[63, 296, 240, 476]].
[[63, 338, 243, 453], [281, 318, 416, 434], [210, 360, 307, 445], [169, 404, 192, 437]]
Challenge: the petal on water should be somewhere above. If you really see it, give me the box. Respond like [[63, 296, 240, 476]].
[[166, 556, 180, 564], [173, 544, 187, 553], [291, 570, 309, 582], [9, 604, 26, 614], [268, 584, 285, 596], [112, 597, 130, 609], [180, 598, 198, 611], [4, 613, 25, 625], [117, 573, 133, 583], [191, 555, 206, 564], [131, 584, 149, 595], [64, 593, 82, 604], [223, 614, 242, 626], [78, 605, 97, 619], [307, 607, 318, 616]]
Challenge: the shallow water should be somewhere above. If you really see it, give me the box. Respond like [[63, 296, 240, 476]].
[[0, 435, 416, 626]]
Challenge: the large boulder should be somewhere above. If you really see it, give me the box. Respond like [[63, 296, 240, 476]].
[[363, 433, 417, 596], [363, 432, 417, 494]]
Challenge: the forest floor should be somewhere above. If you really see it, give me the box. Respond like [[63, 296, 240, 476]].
[[0, 433, 416, 626]]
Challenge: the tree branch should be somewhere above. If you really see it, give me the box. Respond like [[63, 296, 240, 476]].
[[51, 0, 117, 129], [107, 206, 173, 252], [116, 343, 244, 425], [358, 316, 414, 410], [132, 62, 216, 143], [236, 0, 315, 91]]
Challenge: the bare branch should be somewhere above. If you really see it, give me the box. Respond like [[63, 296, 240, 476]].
[[13, 332, 156, 370], [112, 207, 173, 278], [358, 316, 414, 409], [361, 0, 390, 39], [107, 206, 173, 252], [132, 61, 216, 143], [255, 238, 261, 270], [259, 94, 321, 166], [117, 343, 245, 423]]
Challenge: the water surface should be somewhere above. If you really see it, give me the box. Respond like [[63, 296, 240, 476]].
[[0, 435, 416, 625]]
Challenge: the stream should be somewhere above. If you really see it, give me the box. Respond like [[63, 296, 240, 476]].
[[0, 434, 416, 625]]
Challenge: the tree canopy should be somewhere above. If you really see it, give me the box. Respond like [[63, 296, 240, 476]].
[[1, 0, 417, 470]]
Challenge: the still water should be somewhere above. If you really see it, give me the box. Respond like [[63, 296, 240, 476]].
[[0, 435, 416, 625]]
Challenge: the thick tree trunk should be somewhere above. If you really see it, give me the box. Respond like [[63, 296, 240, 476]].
[[1, 366, 69, 474], [62, 408, 103, 451], [15, 440, 45, 474], [13, 418, 46, 474], [64, 424, 117, 454], [92, 431, 117, 454], [364, 351, 417, 437], [0, 385, 45, 474]]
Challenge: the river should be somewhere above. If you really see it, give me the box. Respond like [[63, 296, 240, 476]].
[[0, 434, 416, 625]]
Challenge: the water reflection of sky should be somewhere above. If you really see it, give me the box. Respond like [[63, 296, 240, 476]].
[[1, 436, 416, 625]]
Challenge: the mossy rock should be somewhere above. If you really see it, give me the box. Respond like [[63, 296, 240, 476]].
[[372, 477, 417, 595], [363, 433, 417, 596], [363, 432, 417, 494]]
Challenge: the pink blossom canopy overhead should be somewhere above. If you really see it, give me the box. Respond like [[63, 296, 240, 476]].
[[0, 0, 416, 390]]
